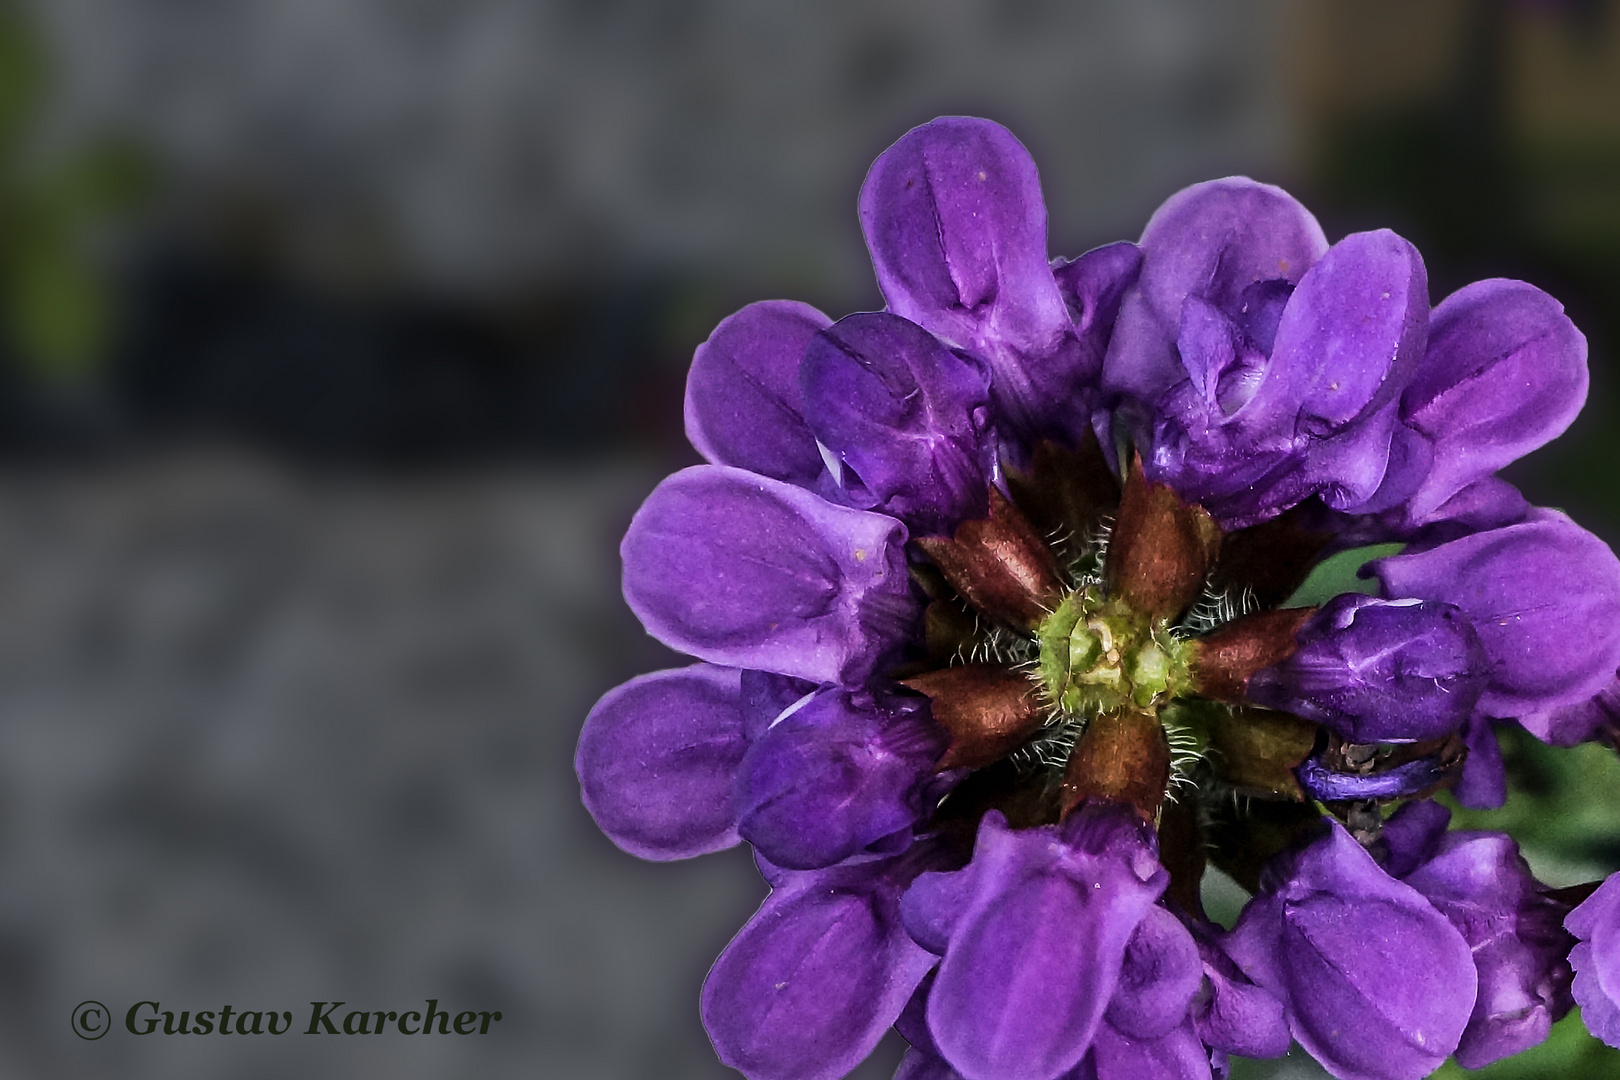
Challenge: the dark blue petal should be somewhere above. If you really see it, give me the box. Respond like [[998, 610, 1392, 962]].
[[576, 664, 746, 859], [622, 466, 918, 687], [801, 312, 991, 536], [736, 689, 945, 870], [686, 300, 832, 484]]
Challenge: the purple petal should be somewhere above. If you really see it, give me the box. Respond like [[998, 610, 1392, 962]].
[[800, 312, 992, 536], [1296, 754, 1453, 802], [1379, 799, 1453, 879], [1411, 475, 1530, 537], [1246, 593, 1486, 743], [901, 868, 980, 957], [1264, 229, 1428, 432], [685, 300, 833, 485], [1456, 713, 1507, 810], [1374, 511, 1620, 715], [895, 970, 942, 1056], [1141, 298, 1295, 518], [926, 807, 1167, 1080], [622, 465, 918, 687], [1351, 422, 1434, 518], [1567, 872, 1620, 1048], [1225, 820, 1477, 1080], [858, 117, 1089, 444], [1103, 177, 1328, 408], [1572, 941, 1620, 1048], [1520, 669, 1620, 746], [1401, 279, 1587, 523], [576, 664, 746, 860], [1279, 398, 1402, 516], [1195, 958, 1290, 1059], [702, 853, 942, 1080], [1185, 917, 1291, 1059], [741, 670, 820, 742], [894, 1048, 964, 1080], [1053, 241, 1144, 340], [1104, 905, 1203, 1040], [1402, 831, 1574, 1068], [1090, 1018, 1212, 1080], [736, 689, 946, 870]]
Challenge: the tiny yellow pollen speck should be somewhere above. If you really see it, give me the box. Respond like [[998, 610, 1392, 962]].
[[1329, 382, 1339, 391], [774, 982, 787, 991], [854, 548, 868, 562], [977, 171, 987, 181]]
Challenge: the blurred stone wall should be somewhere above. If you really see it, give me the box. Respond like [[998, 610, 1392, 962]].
[[0, 453, 785, 1079], [30, 0, 1288, 305]]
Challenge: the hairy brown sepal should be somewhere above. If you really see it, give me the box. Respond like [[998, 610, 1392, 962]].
[[914, 487, 1063, 631], [1004, 432, 1121, 548], [1105, 455, 1222, 621], [1213, 502, 1333, 609], [1157, 796, 1207, 920], [1060, 708, 1170, 823], [902, 664, 1046, 771], [1191, 607, 1317, 702]]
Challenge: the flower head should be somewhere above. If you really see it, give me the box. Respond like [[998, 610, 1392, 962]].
[[576, 116, 1620, 1080]]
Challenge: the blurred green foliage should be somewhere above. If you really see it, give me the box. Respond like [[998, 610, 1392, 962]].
[[1281, 543, 1405, 609], [1447, 724, 1620, 886], [0, 2, 147, 381]]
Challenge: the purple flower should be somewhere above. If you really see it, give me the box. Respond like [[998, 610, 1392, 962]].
[[735, 688, 946, 870], [858, 117, 1108, 450], [576, 664, 748, 860], [1521, 672, 1620, 746], [1373, 511, 1620, 719], [1224, 819, 1478, 1080], [1246, 593, 1486, 743], [1381, 801, 1575, 1068], [577, 116, 1613, 1080], [1102, 179, 1588, 533], [703, 845, 949, 1080], [1566, 871, 1620, 1049], [621, 464, 919, 688], [900, 806, 1169, 1080], [1104, 181, 1426, 528]]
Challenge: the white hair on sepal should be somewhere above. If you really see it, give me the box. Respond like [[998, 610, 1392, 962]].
[[1174, 581, 1257, 638], [1162, 718, 1207, 799]]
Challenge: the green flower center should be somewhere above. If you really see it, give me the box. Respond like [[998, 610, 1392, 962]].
[[1035, 589, 1194, 718]]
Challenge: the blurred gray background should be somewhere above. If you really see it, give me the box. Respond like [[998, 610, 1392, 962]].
[[0, 1, 1616, 1077]]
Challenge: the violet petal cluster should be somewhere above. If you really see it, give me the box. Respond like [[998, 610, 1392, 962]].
[[576, 115, 1620, 1080]]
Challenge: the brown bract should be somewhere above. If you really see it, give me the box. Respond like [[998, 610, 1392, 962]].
[[1191, 607, 1317, 702], [1003, 434, 1120, 548], [901, 664, 1047, 771], [1060, 708, 1171, 822], [1105, 456, 1222, 621], [913, 487, 1063, 631], [1204, 706, 1319, 800], [1211, 502, 1332, 609]]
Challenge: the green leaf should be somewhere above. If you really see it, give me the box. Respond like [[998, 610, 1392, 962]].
[[1281, 542, 1405, 608]]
